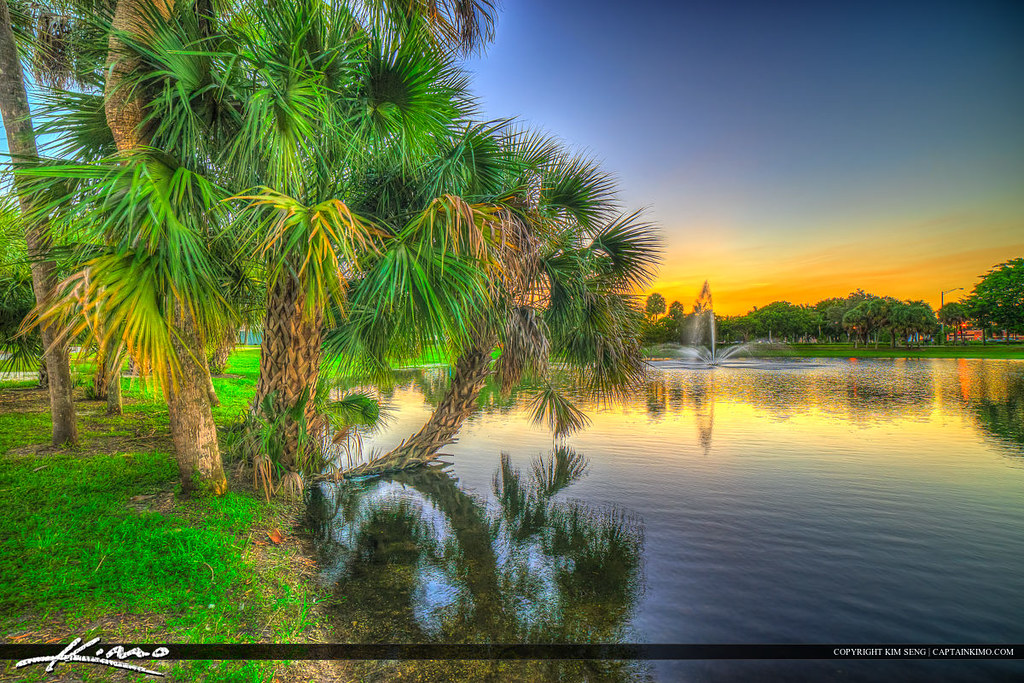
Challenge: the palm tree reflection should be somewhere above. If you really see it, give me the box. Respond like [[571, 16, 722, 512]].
[[306, 449, 647, 681]]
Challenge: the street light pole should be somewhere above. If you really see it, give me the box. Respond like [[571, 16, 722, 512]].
[[940, 287, 964, 345]]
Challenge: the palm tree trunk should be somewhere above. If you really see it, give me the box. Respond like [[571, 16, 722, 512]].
[[106, 347, 123, 415], [166, 304, 227, 494], [345, 331, 495, 478], [254, 271, 323, 469], [104, 0, 173, 152], [93, 339, 109, 399], [104, 0, 225, 494], [0, 3, 79, 446], [208, 325, 237, 375], [203, 351, 220, 407]]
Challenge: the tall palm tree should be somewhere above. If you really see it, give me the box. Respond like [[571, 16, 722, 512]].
[[24, 150, 234, 494], [211, 1, 500, 471], [19, 0, 235, 493], [81, 0, 496, 476], [0, 0, 79, 445]]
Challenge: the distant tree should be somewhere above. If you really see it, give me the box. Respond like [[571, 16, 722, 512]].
[[664, 300, 687, 342], [938, 301, 969, 345], [907, 300, 938, 346], [717, 314, 755, 343], [645, 292, 666, 320], [814, 291, 875, 342], [966, 259, 1024, 344], [885, 299, 909, 348], [843, 303, 870, 347], [890, 300, 936, 348], [751, 301, 808, 343], [843, 297, 890, 347], [667, 300, 685, 323], [859, 297, 899, 348]]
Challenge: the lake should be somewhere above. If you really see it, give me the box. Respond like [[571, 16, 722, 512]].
[[307, 358, 1024, 681]]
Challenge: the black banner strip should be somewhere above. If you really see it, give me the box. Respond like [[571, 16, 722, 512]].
[[1, 644, 1021, 661]]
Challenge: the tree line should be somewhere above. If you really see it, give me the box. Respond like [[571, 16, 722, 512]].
[[644, 258, 1024, 348]]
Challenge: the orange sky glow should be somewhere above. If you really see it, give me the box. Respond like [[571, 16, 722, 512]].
[[646, 211, 1024, 316]]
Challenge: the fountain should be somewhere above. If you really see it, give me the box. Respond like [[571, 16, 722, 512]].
[[665, 281, 752, 367]]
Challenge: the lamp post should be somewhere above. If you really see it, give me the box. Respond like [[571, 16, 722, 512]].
[[940, 287, 963, 345]]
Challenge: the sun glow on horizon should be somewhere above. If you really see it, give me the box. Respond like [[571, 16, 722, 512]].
[[646, 213, 1024, 315]]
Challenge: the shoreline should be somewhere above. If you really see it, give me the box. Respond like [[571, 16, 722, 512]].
[[644, 343, 1024, 361]]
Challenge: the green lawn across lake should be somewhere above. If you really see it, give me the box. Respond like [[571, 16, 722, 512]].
[[759, 343, 1024, 359]]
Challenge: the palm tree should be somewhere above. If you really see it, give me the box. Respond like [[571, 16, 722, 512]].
[[338, 127, 660, 476], [78, 0, 497, 479], [939, 301, 969, 345], [16, 0, 240, 493], [214, 1, 503, 471], [0, 196, 44, 380], [0, 0, 79, 445]]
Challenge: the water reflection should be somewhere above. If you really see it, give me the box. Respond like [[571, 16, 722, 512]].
[[319, 358, 1024, 682], [307, 450, 647, 681], [972, 371, 1024, 458]]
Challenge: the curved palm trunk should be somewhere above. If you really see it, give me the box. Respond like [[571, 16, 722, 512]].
[[345, 331, 495, 478], [254, 271, 323, 469], [105, 0, 225, 495], [0, 2, 79, 446]]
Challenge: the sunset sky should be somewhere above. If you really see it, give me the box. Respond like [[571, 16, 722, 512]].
[[465, 0, 1024, 315]]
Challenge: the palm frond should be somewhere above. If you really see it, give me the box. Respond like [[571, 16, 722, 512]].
[[18, 150, 236, 391], [495, 304, 549, 393], [529, 385, 590, 439], [588, 210, 662, 291]]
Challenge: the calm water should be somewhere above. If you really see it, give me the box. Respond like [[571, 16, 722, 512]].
[[308, 358, 1024, 681]]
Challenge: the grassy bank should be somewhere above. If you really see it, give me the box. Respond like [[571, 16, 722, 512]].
[[758, 343, 1024, 359], [645, 342, 1024, 360], [0, 348, 350, 682]]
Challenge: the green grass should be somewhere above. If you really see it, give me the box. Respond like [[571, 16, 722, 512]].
[[757, 343, 1024, 359], [644, 342, 1024, 360], [0, 346, 333, 682]]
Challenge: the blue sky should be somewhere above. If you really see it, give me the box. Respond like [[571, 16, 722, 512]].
[[463, 0, 1024, 311]]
